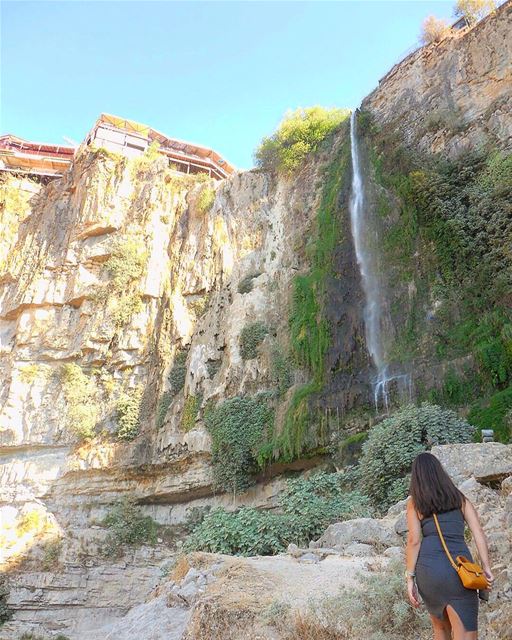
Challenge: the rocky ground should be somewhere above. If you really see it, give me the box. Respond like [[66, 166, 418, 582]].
[[2, 442, 510, 640]]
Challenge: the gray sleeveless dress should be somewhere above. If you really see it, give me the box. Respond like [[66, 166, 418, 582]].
[[416, 508, 478, 631]]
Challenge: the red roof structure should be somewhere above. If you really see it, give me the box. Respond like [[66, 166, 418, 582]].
[[0, 135, 75, 177], [0, 114, 235, 180]]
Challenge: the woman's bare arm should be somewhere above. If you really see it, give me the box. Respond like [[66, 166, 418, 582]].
[[405, 497, 422, 606], [462, 498, 494, 584]]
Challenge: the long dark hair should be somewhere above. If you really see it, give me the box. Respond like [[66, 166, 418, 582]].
[[409, 452, 465, 518]]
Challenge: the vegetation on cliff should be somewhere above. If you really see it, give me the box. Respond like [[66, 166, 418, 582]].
[[362, 112, 512, 442], [255, 106, 349, 174], [205, 395, 274, 494], [267, 128, 351, 462]]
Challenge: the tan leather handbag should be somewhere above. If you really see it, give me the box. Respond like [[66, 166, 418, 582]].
[[433, 513, 489, 590]]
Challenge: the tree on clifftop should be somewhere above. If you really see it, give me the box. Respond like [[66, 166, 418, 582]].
[[420, 15, 451, 44], [455, 0, 497, 24]]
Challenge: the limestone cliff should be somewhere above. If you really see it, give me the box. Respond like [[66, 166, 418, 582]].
[[362, 0, 512, 157]]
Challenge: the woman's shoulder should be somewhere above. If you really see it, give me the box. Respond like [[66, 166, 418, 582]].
[[406, 496, 424, 520]]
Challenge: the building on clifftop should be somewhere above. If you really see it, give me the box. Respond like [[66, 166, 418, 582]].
[[0, 113, 235, 180]]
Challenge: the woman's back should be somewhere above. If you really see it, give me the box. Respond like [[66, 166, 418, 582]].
[[419, 508, 468, 558]]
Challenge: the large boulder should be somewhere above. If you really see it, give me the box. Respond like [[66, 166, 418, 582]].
[[313, 517, 401, 550], [431, 443, 512, 485]]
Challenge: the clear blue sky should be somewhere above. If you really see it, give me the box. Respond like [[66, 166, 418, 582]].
[[1, 1, 453, 169]]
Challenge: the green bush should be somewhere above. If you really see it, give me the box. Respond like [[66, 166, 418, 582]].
[[239, 321, 268, 360], [197, 184, 215, 214], [298, 558, 429, 640], [360, 403, 474, 510], [156, 392, 172, 429], [105, 235, 147, 292], [271, 347, 293, 396], [168, 349, 188, 395], [205, 395, 274, 494], [468, 385, 512, 443], [111, 292, 143, 328], [255, 107, 349, 173], [181, 394, 201, 432], [41, 538, 62, 571], [116, 388, 142, 441], [60, 363, 99, 440], [185, 471, 371, 556], [337, 431, 368, 467], [102, 498, 158, 557]]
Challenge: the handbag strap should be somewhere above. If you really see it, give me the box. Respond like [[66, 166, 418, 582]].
[[432, 513, 459, 572]]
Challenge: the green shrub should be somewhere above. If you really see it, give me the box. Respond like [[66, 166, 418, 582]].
[[297, 558, 429, 640], [366, 138, 512, 419], [468, 386, 512, 443], [360, 403, 474, 510], [239, 321, 268, 360], [131, 140, 162, 175], [168, 349, 188, 396], [16, 509, 46, 535], [181, 394, 201, 432], [41, 537, 62, 570], [112, 292, 143, 328], [185, 471, 371, 556], [271, 347, 293, 396], [205, 395, 274, 494], [19, 364, 50, 384], [156, 392, 172, 429], [102, 498, 158, 557], [60, 363, 98, 440], [197, 184, 215, 214], [105, 235, 147, 291], [255, 107, 349, 173], [0, 573, 12, 626], [188, 294, 210, 317], [116, 387, 142, 441]]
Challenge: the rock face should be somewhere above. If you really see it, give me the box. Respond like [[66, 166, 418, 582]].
[[362, 1, 512, 157], [0, 144, 327, 547], [432, 442, 512, 485], [0, 140, 348, 636]]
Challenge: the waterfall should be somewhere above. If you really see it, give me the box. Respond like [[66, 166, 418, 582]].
[[348, 111, 410, 411]]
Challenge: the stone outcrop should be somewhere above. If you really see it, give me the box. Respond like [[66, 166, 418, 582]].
[[432, 442, 512, 485], [362, 1, 512, 158]]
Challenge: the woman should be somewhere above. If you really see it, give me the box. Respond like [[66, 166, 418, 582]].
[[405, 452, 494, 640]]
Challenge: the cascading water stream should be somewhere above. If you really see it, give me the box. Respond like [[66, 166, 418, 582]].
[[348, 111, 410, 411]]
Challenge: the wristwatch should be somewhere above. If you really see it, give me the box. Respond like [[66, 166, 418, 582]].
[[405, 569, 416, 579]]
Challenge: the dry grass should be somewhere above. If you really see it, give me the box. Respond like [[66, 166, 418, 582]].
[[170, 555, 191, 582], [185, 600, 257, 640], [281, 612, 346, 640]]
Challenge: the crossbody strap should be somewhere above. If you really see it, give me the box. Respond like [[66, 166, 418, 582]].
[[433, 513, 459, 572]]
